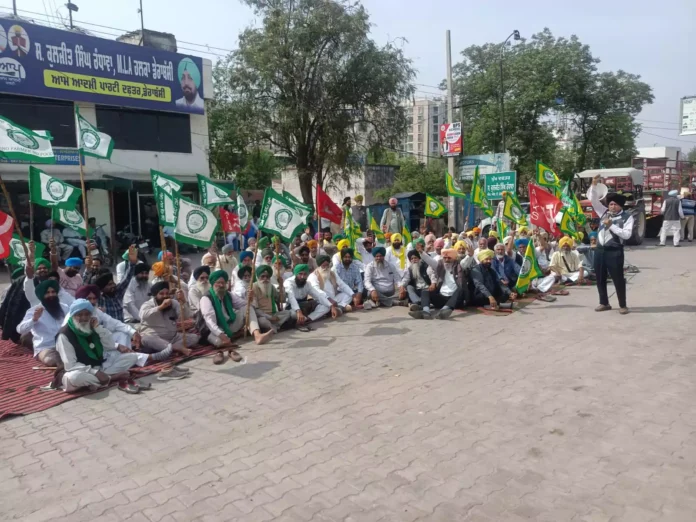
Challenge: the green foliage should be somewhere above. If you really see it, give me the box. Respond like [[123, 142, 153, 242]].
[[451, 29, 653, 183], [686, 146, 696, 164], [374, 156, 448, 201], [216, 0, 415, 204]]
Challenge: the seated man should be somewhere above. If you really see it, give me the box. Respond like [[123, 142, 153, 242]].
[[94, 246, 138, 321], [61, 226, 88, 258], [24, 256, 74, 307], [293, 245, 318, 273], [238, 250, 255, 269], [549, 236, 584, 284], [308, 255, 354, 313], [215, 244, 238, 282], [576, 232, 598, 279], [385, 233, 408, 279], [187, 265, 210, 317], [473, 237, 490, 263], [56, 255, 84, 297], [258, 248, 274, 267], [492, 243, 519, 289], [252, 265, 292, 333], [400, 249, 433, 308], [139, 281, 196, 365], [115, 249, 146, 284], [335, 247, 364, 307], [470, 250, 516, 309], [199, 270, 273, 364], [123, 264, 151, 322], [17, 280, 69, 368], [363, 247, 404, 309], [233, 265, 252, 299], [40, 221, 72, 260], [57, 299, 142, 394], [284, 264, 337, 328], [74, 284, 142, 351], [412, 248, 468, 319], [151, 261, 189, 301]]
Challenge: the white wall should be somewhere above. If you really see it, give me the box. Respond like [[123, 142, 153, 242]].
[[279, 167, 366, 207], [86, 189, 111, 238]]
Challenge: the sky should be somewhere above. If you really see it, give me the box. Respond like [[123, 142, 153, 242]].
[[5, 0, 696, 154]]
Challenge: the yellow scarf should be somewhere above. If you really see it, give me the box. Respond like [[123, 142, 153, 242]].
[[391, 246, 406, 269]]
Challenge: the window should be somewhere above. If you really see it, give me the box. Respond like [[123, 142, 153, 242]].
[[418, 143, 423, 152], [432, 115, 439, 124], [407, 143, 413, 152], [407, 133, 413, 143], [417, 124, 422, 133], [96, 106, 192, 153], [0, 94, 76, 147], [418, 106, 424, 116], [432, 106, 439, 115], [432, 124, 438, 133]]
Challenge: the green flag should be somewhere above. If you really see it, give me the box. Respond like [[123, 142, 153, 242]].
[[424, 194, 447, 218], [502, 192, 528, 226], [559, 208, 579, 239], [29, 166, 82, 210], [536, 161, 561, 188], [198, 174, 234, 207], [471, 166, 493, 217], [497, 218, 509, 239], [515, 240, 543, 294], [367, 208, 385, 244], [257, 188, 309, 242], [284, 191, 313, 223], [53, 207, 86, 236], [7, 235, 45, 266], [76, 107, 114, 160], [0, 116, 55, 164], [401, 221, 412, 247], [173, 195, 219, 248], [151, 169, 183, 226], [446, 171, 467, 198], [561, 181, 587, 227]]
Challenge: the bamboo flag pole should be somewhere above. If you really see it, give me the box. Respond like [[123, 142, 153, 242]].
[[174, 239, 187, 350], [78, 160, 91, 262], [243, 226, 262, 337], [0, 174, 28, 259], [158, 225, 169, 275]]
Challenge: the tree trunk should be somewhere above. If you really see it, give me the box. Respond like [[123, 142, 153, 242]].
[[296, 144, 314, 205]]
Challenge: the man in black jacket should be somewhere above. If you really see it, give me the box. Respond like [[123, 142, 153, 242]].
[[400, 250, 433, 312], [469, 250, 516, 310], [409, 248, 469, 319]]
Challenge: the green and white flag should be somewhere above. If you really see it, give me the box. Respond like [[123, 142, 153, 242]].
[[151, 169, 183, 226], [76, 107, 114, 160], [283, 191, 313, 223], [53, 207, 86, 236], [197, 174, 234, 207], [29, 166, 82, 210], [7, 234, 45, 266], [237, 194, 249, 229], [257, 188, 308, 242], [0, 116, 55, 164], [174, 196, 218, 248]]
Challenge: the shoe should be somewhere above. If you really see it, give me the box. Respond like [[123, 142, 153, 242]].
[[594, 305, 612, 312], [396, 299, 409, 307], [172, 366, 190, 374], [131, 379, 151, 390], [619, 307, 630, 315], [118, 381, 140, 394], [409, 304, 422, 312], [422, 311, 432, 320], [213, 352, 226, 365], [363, 300, 375, 310], [408, 311, 423, 319], [157, 368, 189, 381], [228, 350, 243, 363], [659, 244, 666, 247], [344, 305, 352, 313], [169, 367, 190, 378], [354, 304, 364, 310], [436, 308, 453, 320], [675, 245, 681, 247]]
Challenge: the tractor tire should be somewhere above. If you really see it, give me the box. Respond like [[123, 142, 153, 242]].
[[626, 211, 645, 246]]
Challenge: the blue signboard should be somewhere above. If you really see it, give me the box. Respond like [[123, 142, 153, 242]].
[[0, 146, 82, 165], [0, 18, 205, 114]]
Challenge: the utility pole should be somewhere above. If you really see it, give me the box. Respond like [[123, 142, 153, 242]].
[[138, 0, 145, 45], [446, 30, 457, 229], [12, 0, 17, 16]]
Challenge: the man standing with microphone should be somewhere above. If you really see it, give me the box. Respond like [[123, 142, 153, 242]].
[[587, 175, 633, 315]]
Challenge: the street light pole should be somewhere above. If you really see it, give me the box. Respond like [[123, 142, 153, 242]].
[[446, 29, 457, 229], [499, 30, 520, 153]]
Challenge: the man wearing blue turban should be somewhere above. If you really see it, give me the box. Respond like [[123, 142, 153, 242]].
[[175, 57, 204, 111]]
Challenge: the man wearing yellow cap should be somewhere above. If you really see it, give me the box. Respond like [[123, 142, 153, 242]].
[[385, 233, 407, 279], [470, 249, 515, 309], [549, 236, 584, 284]]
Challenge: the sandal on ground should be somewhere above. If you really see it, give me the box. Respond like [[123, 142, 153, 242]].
[[213, 351, 226, 365]]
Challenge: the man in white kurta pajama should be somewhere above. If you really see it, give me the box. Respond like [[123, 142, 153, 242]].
[[307, 255, 354, 312]]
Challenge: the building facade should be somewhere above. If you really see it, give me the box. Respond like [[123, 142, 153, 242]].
[[400, 98, 447, 164], [0, 18, 213, 250]]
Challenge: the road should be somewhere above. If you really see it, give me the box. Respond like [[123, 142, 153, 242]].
[[1, 239, 695, 522]]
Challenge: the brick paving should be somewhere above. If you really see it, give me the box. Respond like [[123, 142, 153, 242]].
[[1, 241, 695, 522]]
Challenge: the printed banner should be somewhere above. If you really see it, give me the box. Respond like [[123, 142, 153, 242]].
[[0, 17, 205, 114], [439, 122, 462, 157]]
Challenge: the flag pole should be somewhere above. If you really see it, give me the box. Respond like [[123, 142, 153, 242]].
[[158, 225, 169, 275], [78, 159, 91, 262], [243, 225, 262, 338], [0, 174, 28, 259], [29, 200, 34, 241], [174, 239, 187, 350]]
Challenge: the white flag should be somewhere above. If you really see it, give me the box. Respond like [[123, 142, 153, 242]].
[[174, 196, 218, 248], [237, 194, 249, 229], [0, 116, 54, 163], [76, 107, 114, 160], [198, 174, 234, 207], [257, 188, 308, 242]]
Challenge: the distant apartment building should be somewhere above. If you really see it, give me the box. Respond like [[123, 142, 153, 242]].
[[401, 98, 447, 164]]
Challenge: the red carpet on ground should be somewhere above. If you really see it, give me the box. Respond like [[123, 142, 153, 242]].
[[0, 338, 217, 419]]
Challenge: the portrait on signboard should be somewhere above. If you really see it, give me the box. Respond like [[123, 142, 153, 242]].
[[175, 57, 204, 111]]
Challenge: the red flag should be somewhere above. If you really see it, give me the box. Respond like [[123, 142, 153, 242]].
[[219, 207, 241, 234], [0, 210, 13, 259], [528, 183, 562, 237], [316, 185, 343, 224]]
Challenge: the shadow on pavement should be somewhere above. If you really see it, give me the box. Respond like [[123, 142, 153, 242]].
[[221, 360, 280, 379], [628, 305, 696, 314]]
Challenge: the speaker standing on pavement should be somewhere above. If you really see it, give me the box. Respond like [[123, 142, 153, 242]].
[[586, 175, 633, 315]]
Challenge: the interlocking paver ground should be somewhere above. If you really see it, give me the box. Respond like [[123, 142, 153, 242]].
[[1, 240, 695, 521]]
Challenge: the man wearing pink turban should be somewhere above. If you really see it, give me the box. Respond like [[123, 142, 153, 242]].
[[380, 197, 404, 234]]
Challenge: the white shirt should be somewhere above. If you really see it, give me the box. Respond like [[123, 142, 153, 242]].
[[355, 238, 374, 267], [283, 276, 332, 311], [587, 185, 634, 246], [199, 291, 246, 338], [175, 92, 204, 110], [233, 279, 249, 300], [661, 199, 685, 219], [23, 277, 74, 308], [441, 270, 457, 297], [385, 247, 407, 277], [57, 324, 115, 374], [17, 303, 70, 356], [61, 308, 135, 348], [116, 260, 144, 284], [308, 269, 353, 300]]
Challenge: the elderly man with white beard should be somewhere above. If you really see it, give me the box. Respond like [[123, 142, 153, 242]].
[[252, 265, 292, 332], [187, 265, 211, 317], [409, 248, 468, 319], [57, 299, 142, 394], [308, 255, 354, 313]]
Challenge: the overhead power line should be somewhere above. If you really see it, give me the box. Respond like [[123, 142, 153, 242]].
[[640, 131, 696, 144]]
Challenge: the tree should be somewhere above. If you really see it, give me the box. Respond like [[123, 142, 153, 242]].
[[216, 0, 415, 204], [686, 146, 696, 164], [451, 29, 653, 184], [374, 156, 447, 201]]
